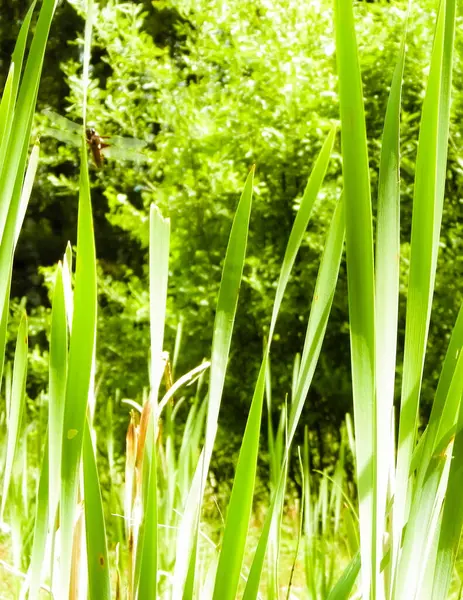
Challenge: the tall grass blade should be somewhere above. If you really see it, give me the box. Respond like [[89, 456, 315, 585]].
[[149, 204, 170, 398], [289, 192, 344, 441], [59, 141, 96, 596], [15, 141, 40, 246], [393, 0, 456, 586], [0, 0, 56, 249], [134, 423, 158, 599], [396, 344, 462, 597], [431, 375, 463, 600], [134, 205, 170, 597], [0, 0, 37, 209], [0, 291, 9, 399], [83, 419, 111, 599], [241, 134, 342, 599], [48, 262, 68, 533], [1, 313, 27, 519], [0, 65, 15, 174], [374, 8, 407, 591], [334, 0, 376, 595], [63, 243, 74, 330], [0, 139, 39, 398], [172, 168, 254, 599], [415, 300, 463, 487], [22, 432, 49, 600], [303, 427, 316, 598], [201, 167, 254, 474], [326, 552, 361, 600]]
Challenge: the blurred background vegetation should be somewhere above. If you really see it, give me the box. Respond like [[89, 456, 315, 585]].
[[1, 0, 462, 490]]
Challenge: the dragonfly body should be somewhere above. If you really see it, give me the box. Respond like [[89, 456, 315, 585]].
[[86, 127, 110, 168], [41, 109, 147, 167]]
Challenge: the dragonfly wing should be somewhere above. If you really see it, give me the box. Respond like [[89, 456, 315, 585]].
[[42, 109, 148, 163], [104, 134, 147, 150], [102, 144, 148, 163], [101, 134, 148, 162], [42, 108, 82, 134], [41, 126, 81, 148]]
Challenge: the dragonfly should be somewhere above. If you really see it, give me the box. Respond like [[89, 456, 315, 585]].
[[41, 109, 148, 167]]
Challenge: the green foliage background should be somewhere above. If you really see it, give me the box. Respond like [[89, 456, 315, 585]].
[[4, 0, 463, 475]]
